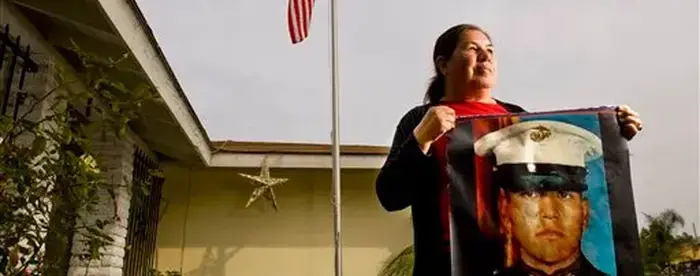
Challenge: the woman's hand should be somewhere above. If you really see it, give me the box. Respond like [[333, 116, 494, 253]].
[[617, 105, 643, 140], [413, 106, 456, 154]]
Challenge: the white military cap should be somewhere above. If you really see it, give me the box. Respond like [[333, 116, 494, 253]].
[[474, 120, 603, 169]]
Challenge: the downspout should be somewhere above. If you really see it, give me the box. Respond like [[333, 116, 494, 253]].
[[179, 167, 193, 274]]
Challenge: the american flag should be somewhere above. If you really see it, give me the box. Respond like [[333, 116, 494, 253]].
[[287, 0, 316, 44]]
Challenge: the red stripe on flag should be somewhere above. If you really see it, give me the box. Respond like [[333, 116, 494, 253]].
[[287, 0, 315, 44]]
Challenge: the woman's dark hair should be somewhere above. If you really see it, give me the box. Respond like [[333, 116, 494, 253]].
[[424, 24, 491, 104]]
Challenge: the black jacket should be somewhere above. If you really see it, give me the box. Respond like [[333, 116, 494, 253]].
[[375, 100, 526, 276], [495, 255, 608, 276]]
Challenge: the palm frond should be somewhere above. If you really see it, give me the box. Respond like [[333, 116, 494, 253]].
[[379, 244, 415, 276]]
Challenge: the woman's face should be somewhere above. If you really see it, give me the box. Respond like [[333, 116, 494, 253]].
[[440, 30, 497, 89]]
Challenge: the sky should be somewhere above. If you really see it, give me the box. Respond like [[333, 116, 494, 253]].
[[135, 1, 699, 232]]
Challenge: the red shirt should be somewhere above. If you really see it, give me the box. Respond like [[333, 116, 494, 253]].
[[432, 101, 508, 249]]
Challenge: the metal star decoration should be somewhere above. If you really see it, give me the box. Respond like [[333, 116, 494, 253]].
[[238, 156, 288, 211]]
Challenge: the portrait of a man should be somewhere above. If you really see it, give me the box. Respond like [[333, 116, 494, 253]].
[[474, 120, 608, 276]]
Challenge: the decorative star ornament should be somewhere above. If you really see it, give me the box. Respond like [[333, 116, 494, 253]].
[[238, 156, 288, 211]]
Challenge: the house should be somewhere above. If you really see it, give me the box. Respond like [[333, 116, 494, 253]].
[[1, 0, 411, 275], [156, 142, 412, 276], [675, 244, 700, 264]]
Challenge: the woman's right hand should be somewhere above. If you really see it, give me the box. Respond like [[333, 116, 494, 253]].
[[412, 106, 456, 154]]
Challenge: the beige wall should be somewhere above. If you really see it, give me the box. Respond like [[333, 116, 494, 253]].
[[156, 163, 413, 276]]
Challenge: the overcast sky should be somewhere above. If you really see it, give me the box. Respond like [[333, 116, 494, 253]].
[[135, 0, 699, 231]]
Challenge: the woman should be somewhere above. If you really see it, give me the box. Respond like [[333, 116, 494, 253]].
[[375, 24, 642, 275]]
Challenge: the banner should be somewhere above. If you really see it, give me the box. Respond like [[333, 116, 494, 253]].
[[446, 107, 642, 276]]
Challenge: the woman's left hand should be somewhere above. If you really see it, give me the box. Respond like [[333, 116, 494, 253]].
[[617, 105, 643, 140]]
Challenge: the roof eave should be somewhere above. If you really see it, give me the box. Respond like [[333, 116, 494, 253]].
[[209, 152, 387, 169], [95, 0, 213, 165], [208, 141, 389, 169]]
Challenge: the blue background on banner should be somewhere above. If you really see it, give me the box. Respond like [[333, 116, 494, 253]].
[[519, 112, 616, 276]]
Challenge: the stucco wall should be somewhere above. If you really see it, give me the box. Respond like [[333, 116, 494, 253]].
[[156, 163, 413, 276]]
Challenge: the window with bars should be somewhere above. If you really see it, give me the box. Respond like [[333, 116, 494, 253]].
[[0, 24, 91, 153], [0, 24, 38, 121], [123, 148, 164, 276]]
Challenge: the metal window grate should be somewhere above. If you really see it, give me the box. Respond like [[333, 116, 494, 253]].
[[0, 24, 38, 120], [123, 148, 163, 276]]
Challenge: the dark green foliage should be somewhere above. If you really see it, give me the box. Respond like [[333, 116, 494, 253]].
[[639, 209, 700, 275], [379, 244, 414, 276], [0, 42, 160, 275]]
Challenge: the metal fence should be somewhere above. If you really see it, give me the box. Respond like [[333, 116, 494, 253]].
[[123, 148, 164, 276]]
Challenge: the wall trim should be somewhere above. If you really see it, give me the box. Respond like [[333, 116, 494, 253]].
[[210, 153, 387, 169]]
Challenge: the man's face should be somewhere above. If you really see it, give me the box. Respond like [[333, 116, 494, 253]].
[[500, 189, 589, 265]]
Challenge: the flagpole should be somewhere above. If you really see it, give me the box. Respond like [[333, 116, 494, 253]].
[[329, 0, 343, 274]]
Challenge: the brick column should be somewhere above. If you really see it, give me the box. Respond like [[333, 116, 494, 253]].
[[67, 134, 135, 276]]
